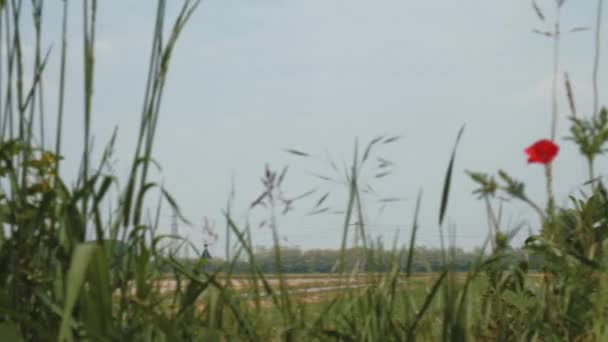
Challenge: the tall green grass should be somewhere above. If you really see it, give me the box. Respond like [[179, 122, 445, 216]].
[[0, 0, 607, 341]]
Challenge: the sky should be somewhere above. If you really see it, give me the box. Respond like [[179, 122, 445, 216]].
[[11, 0, 608, 256]]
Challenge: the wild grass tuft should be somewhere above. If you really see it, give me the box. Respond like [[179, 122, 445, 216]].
[[0, 1, 607, 341]]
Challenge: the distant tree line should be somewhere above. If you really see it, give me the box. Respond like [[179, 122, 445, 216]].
[[181, 245, 543, 274]]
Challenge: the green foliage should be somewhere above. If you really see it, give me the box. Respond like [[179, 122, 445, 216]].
[[0, 0, 607, 341], [467, 171, 498, 198], [567, 108, 608, 163], [467, 170, 528, 204], [466, 110, 608, 340], [439, 125, 465, 226]]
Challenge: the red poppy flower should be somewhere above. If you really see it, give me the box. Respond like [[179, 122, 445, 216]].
[[525, 139, 559, 164]]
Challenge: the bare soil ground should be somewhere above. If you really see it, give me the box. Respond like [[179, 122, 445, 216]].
[[155, 273, 446, 295]]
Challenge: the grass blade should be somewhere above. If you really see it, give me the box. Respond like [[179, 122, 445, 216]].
[[407, 270, 448, 340], [439, 125, 465, 226], [59, 244, 96, 341], [406, 189, 422, 277]]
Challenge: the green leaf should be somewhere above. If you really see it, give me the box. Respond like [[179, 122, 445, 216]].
[[132, 181, 158, 226], [59, 244, 97, 341], [439, 125, 465, 226], [94, 175, 114, 204], [283, 148, 311, 157], [406, 189, 423, 277], [81, 245, 113, 338], [0, 321, 23, 342], [407, 270, 448, 339], [162, 187, 190, 225]]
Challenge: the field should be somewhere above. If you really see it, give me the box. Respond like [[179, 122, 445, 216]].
[[159, 273, 447, 297], [1, 0, 608, 341]]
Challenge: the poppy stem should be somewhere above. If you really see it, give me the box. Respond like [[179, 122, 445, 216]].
[[544, 164, 555, 217], [588, 158, 596, 192]]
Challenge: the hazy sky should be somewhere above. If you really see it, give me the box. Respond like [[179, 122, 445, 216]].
[[15, 0, 608, 255]]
